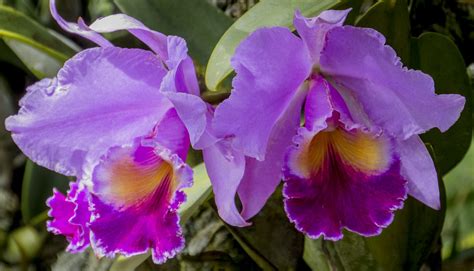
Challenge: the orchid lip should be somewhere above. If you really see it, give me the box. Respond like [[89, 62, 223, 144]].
[[284, 122, 407, 239]]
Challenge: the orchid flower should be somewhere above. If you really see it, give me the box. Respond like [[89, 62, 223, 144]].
[[206, 9, 465, 239], [5, 0, 208, 263]]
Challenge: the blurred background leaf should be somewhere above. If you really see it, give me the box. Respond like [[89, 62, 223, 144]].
[[0, 39, 28, 71], [356, 0, 410, 62], [179, 163, 212, 222], [442, 134, 474, 269], [0, 4, 80, 78], [21, 160, 69, 224], [0, 5, 77, 61], [0, 75, 13, 151], [411, 32, 472, 175], [4, 38, 63, 78]]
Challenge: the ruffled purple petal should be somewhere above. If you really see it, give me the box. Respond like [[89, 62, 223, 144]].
[[5, 47, 172, 177], [90, 138, 192, 264], [50, 0, 112, 47], [237, 87, 307, 220], [293, 9, 350, 64], [46, 181, 91, 252], [320, 26, 466, 139], [284, 127, 407, 240], [396, 135, 440, 209], [213, 27, 312, 160], [202, 139, 249, 226]]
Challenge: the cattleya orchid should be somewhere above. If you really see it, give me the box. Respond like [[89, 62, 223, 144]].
[[4, 0, 211, 263], [206, 9, 465, 239]]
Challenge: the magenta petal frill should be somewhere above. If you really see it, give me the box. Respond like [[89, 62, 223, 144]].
[[46, 182, 91, 253]]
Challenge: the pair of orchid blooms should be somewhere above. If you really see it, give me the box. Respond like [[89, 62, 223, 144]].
[[5, 0, 465, 264]]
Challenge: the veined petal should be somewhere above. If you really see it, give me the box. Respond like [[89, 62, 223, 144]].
[[238, 86, 307, 220], [320, 26, 465, 139], [213, 27, 312, 160], [294, 9, 350, 64], [396, 135, 440, 209], [50, 0, 112, 47], [5, 47, 172, 177], [90, 138, 192, 264], [46, 181, 91, 252], [203, 139, 249, 227], [284, 125, 407, 240]]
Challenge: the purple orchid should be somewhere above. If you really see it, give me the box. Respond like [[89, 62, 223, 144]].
[[5, 0, 208, 263], [206, 9, 465, 239]]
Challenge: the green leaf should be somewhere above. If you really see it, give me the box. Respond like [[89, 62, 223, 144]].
[[4, 226, 43, 264], [110, 253, 150, 271], [0, 39, 27, 70], [179, 163, 212, 222], [0, 74, 13, 143], [224, 187, 304, 270], [443, 135, 474, 257], [410, 32, 472, 175], [356, 0, 410, 62], [0, 75, 14, 186], [303, 238, 332, 271], [205, 0, 343, 91], [0, 5, 76, 63], [21, 160, 69, 224], [114, 0, 232, 66], [4, 38, 63, 78]]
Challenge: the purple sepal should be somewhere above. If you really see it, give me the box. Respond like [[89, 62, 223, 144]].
[[50, 0, 112, 47]]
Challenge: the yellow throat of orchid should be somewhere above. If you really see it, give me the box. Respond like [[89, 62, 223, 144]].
[[299, 128, 391, 176], [107, 153, 176, 208]]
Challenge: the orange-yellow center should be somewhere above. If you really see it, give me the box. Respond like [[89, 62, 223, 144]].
[[299, 128, 390, 176], [108, 155, 176, 207]]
